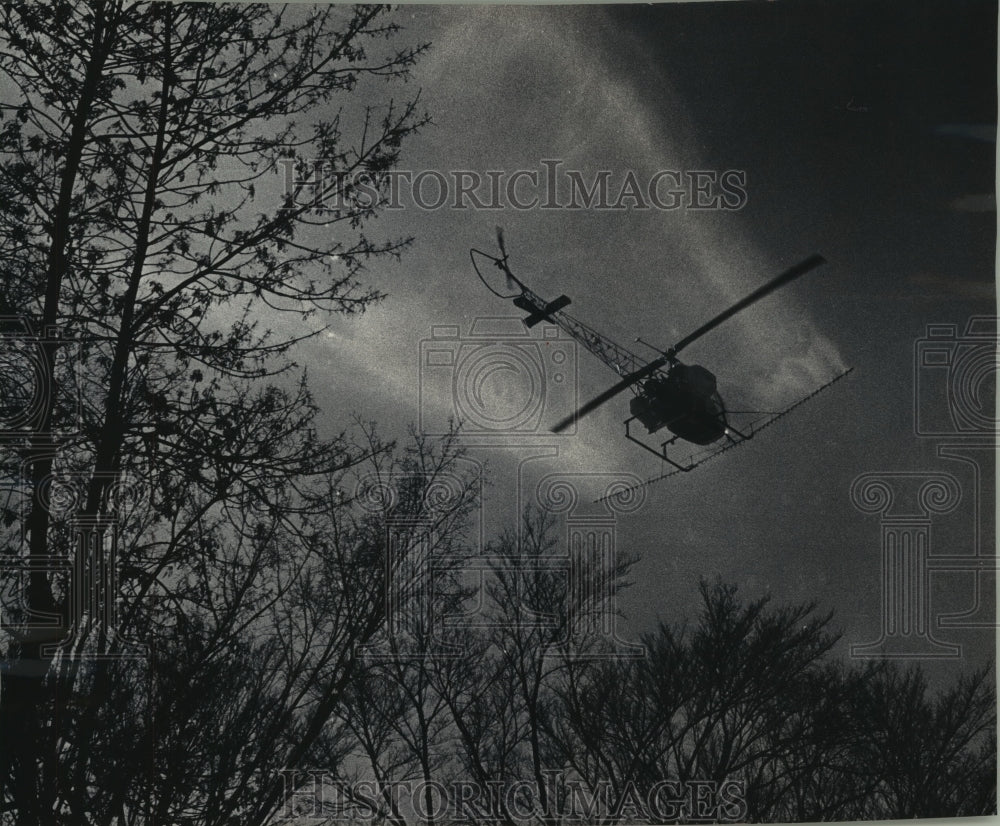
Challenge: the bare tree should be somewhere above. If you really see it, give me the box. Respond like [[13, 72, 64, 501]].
[[0, 2, 428, 822], [545, 580, 995, 824]]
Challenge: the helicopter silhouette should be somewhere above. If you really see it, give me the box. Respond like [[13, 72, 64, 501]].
[[471, 229, 852, 473]]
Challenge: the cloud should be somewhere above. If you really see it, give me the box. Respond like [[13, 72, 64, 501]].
[[948, 193, 996, 212], [933, 123, 997, 143], [908, 271, 995, 301], [267, 7, 849, 470]]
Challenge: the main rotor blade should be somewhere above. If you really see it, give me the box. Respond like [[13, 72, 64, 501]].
[[670, 254, 826, 357], [551, 358, 666, 434]]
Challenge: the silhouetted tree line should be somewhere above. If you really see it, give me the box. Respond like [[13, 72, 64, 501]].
[[292, 533, 994, 826], [0, 2, 993, 824], [0, 1, 431, 822]]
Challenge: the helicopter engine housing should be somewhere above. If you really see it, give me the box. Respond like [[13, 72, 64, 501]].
[[629, 363, 727, 445]]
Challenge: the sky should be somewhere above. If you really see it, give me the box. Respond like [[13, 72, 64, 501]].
[[277, 0, 996, 680]]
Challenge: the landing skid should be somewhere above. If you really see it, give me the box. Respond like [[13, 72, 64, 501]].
[[624, 417, 750, 472], [601, 367, 856, 503]]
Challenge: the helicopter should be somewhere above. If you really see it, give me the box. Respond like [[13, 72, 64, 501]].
[[470, 229, 852, 473]]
